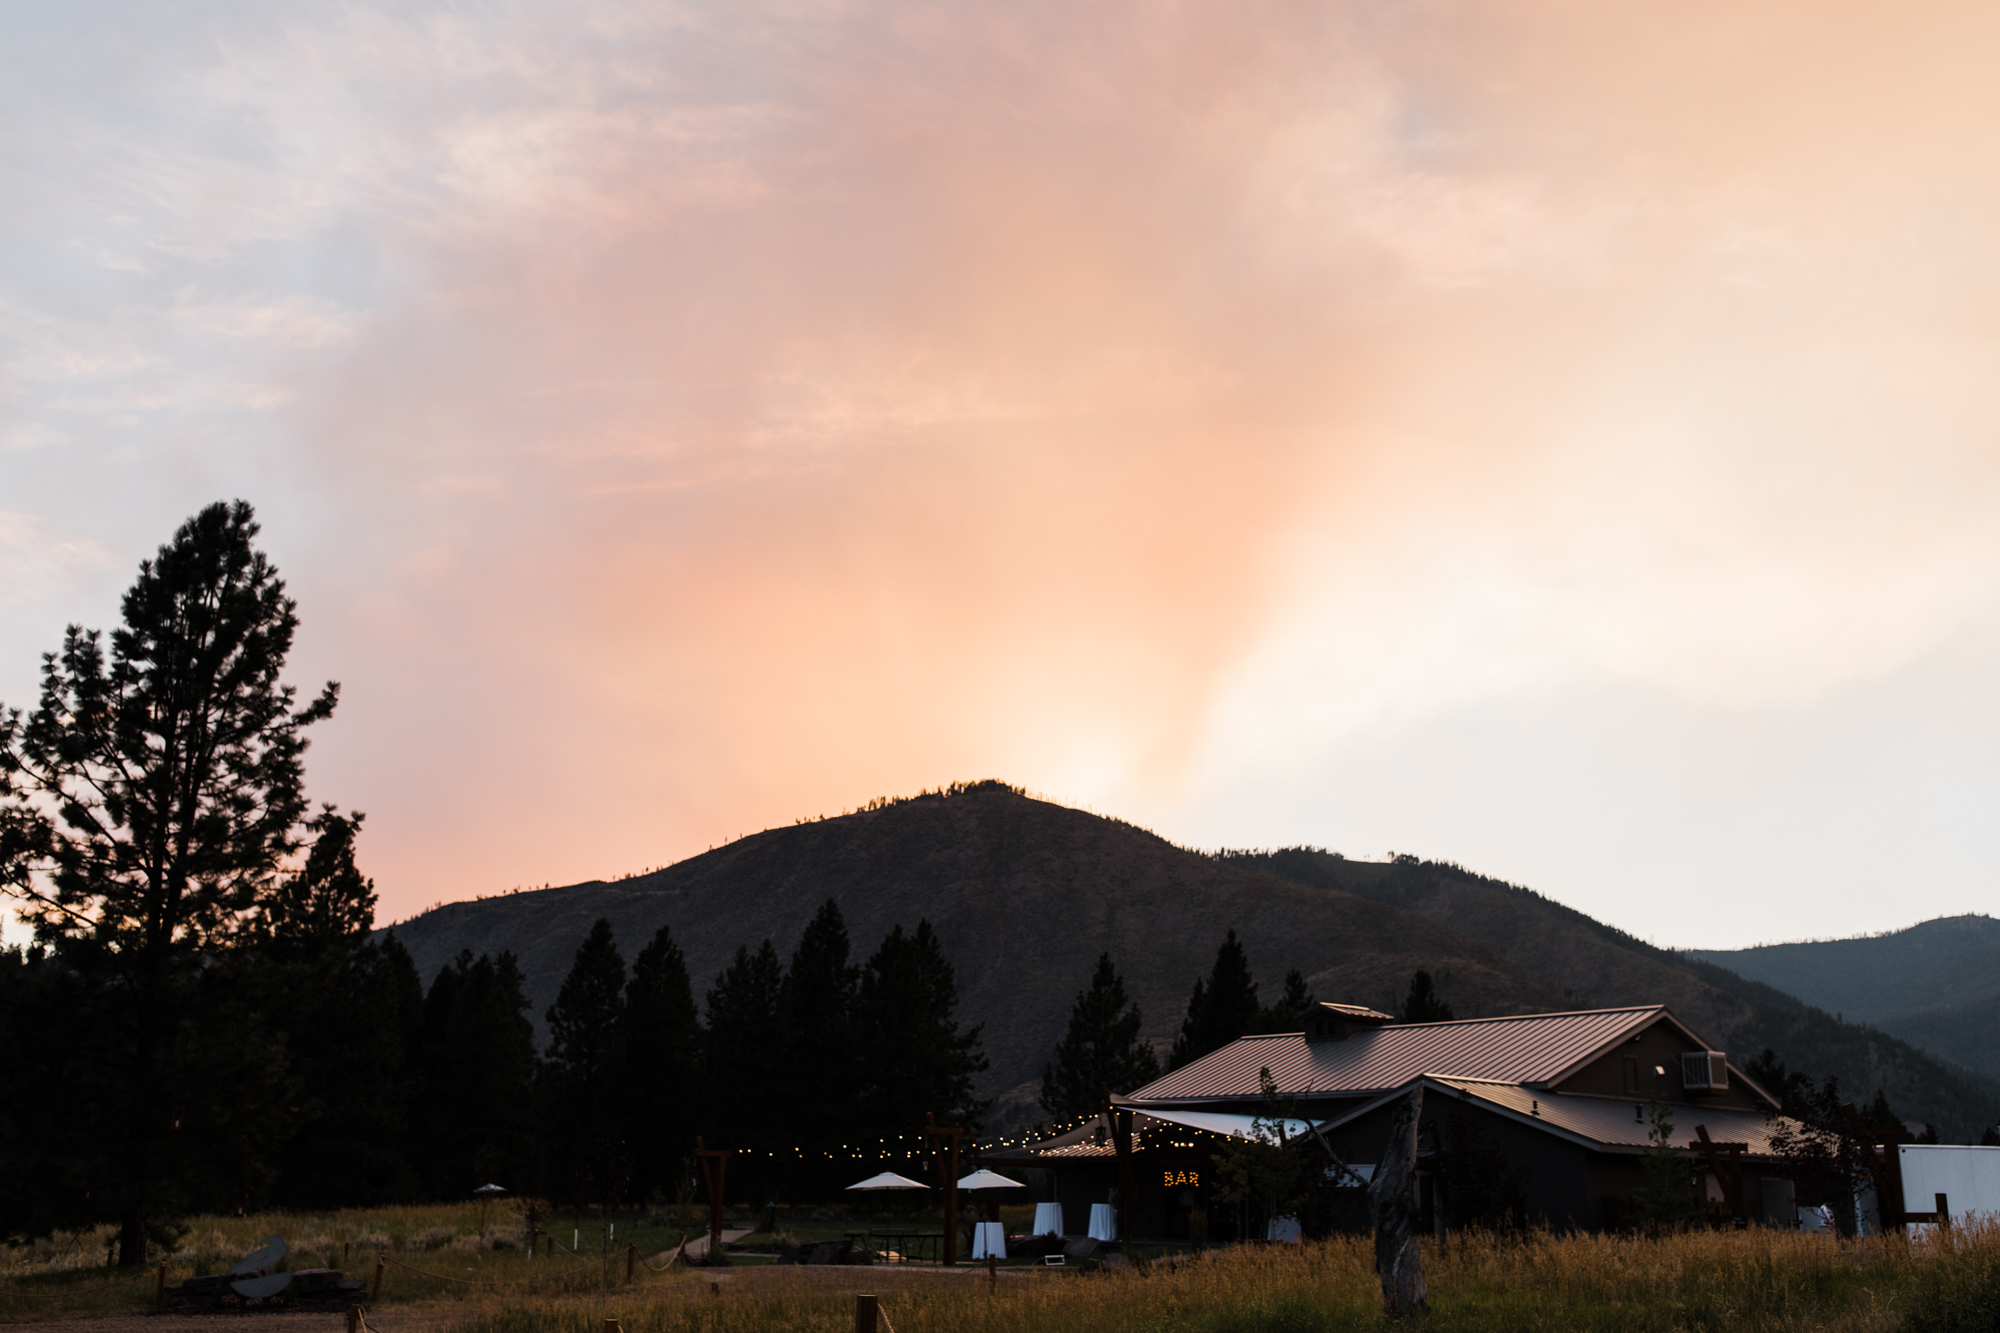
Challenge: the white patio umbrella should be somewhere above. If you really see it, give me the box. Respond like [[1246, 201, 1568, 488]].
[[846, 1171, 933, 1191], [956, 1169, 1026, 1190]]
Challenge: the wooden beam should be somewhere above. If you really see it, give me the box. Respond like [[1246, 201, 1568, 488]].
[[926, 1113, 964, 1266]]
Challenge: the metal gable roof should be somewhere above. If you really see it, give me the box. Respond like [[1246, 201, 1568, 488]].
[[1314, 1077, 1788, 1157], [1123, 1007, 1666, 1104]]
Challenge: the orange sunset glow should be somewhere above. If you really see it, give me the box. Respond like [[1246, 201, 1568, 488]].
[[5, 1, 1999, 947]]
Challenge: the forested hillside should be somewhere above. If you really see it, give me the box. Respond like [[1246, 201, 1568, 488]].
[[1688, 916, 2000, 1086], [387, 785, 2000, 1140], [1226, 849, 2000, 1140], [386, 783, 1564, 1128]]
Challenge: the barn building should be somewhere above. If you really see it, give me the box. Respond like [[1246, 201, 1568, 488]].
[[986, 1003, 1796, 1238]]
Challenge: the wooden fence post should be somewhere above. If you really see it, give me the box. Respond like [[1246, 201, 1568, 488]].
[[347, 1306, 361, 1333], [604, 1320, 622, 1333], [626, 1242, 636, 1285], [855, 1293, 879, 1333], [156, 1262, 168, 1304], [371, 1255, 385, 1302]]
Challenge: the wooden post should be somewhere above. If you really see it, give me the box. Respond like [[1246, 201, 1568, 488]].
[[695, 1138, 734, 1263], [625, 1242, 636, 1285], [987, 1254, 997, 1287], [926, 1114, 964, 1266], [1108, 1088, 1134, 1243], [347, 1306, 361, 1333], [1692, 1126, 1749, 1220], [156, 1261, 168, 1304], [371, 1255, 385, 1302], [603, 1320, 622, 1333], [344, 1241, 351, 1262], [855, 1293, 879, 1333], [1367, 1087, 1428, 1319]]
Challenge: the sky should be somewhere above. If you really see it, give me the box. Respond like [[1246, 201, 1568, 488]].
[[4, 1, 1998, 950]]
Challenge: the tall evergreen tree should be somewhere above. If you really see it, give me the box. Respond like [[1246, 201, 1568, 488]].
[[0, 500, 340, 1263], [781, 900, 862, 1163], [1040, 952, 1160, 1120], [1401, 970, 1455, 1023], [255, 807, 376, 946], [705, 940, 788, 1149], [1169, 930, 1262, 1069], [1253, 969, 1317, 1034], [253, 821, 423, 1209], [543, 919, 630, 1204], [418, 951, 540, 1199], [857, 920, 989, 1131], [619, 923, 702, 1201]]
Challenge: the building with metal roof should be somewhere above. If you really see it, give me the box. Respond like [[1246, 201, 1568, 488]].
[[986, 1002, 1799, 1240]]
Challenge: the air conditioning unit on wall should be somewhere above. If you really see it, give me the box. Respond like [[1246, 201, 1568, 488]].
[[1681, 1050, 1729, 1093]]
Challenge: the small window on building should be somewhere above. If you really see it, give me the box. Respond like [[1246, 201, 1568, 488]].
[[1623, 1055, 1640, 1094]]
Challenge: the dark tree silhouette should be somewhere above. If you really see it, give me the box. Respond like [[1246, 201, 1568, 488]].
[[543, 919, 630, 1203], [257, 807, 376, 947], [418, 951, 539, 1200], [1401, 970, 1455, 1024], [706, 940, 788, 1148], [782, 900, 862, 1162], [0, 500, 340, 1264], [620, 922, 702, 1200], [1040, 952, 1161, 1119], [1254, 969, 1316, 1033], [1170, 930, 1262, 1068], [857, 920, 989, 1131]]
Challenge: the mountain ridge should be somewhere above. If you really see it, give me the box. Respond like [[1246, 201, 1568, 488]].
[[380, 783, 2000, 1138], [1686, 916, 2000, 1091]]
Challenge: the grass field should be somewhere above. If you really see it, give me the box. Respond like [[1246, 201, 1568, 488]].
[[5, 1203, 1997, 1332]]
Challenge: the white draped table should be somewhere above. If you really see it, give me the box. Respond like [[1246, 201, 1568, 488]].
[[1032, 1202, 1064, 1236], [971, 1221, 1006, 1260], [1087, 1203, 1117, 1241]]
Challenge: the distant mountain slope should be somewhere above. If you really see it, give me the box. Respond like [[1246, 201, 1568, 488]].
[[1686, 915, 2000, 1019], [383, 784, 1565, 1130], [1686, 916, 2000, 1087], [1226, 851, 2000, 1140]]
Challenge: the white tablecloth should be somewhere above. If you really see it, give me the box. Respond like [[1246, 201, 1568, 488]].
[[1032, 1202, 1064, 1236], [971, 1221, 1005, 1260], [1087, 1203, 1117, 1241], [1266, 1215, 1302, 1243]]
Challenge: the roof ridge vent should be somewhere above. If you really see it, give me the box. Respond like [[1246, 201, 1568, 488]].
[[1302, 1001, 1397, 1042]]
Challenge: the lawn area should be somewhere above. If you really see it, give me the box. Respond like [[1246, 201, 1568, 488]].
[[5, 1204, 1998, 1332]]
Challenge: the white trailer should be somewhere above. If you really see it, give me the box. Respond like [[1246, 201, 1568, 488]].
[[1897, 1145, 2000, 1231]]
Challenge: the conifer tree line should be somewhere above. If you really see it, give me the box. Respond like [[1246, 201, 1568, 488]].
[[1038, 936, 1465, 1123], [0, 502, 994, 1253], [0, 500, 1478, 1257]]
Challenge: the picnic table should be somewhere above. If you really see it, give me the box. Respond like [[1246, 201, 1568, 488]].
[[844, 1230, 946, 1264]]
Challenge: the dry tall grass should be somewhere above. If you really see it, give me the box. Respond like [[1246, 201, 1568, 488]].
[[447, 1222, 2000, 1333], [6, 1208, 1997, 1331]]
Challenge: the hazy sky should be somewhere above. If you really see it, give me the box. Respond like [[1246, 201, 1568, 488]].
[[4, 1, 1998, 949]]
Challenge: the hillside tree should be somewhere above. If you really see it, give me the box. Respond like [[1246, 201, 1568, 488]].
[[706, 940, 788, 1149], [620, 922, 702, 1201], [1040, 952, 1160, 1120], [0, 500, 340, 1264], [1170, 930, 1262, 1068], [419, 951, 540, 1198], [543, 919, 630, 1204], [1255, 969, 1316, 1033], [782, 900, 862, 1169], [858, 920, 990, 1131], [1401, 970, 1455, 1023]]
